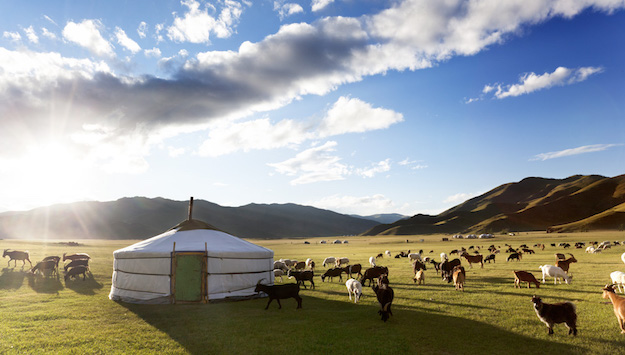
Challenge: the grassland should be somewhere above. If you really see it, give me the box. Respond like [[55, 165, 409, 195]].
[[2, 231, 625, 354]]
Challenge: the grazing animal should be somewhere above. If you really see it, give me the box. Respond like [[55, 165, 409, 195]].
[[287, 270, 315, 289], [322, 257, 336, 267], [342, 264, 363, 279], [586, 246, 596, 253], [460, 251, 483, 268], [42, 256, 60, 274], [64, 265, 89, 281], [385, 250, 392, 258], [255, 280, 302, 310], [440, 258, 461, 282], [539, 265, 572, 285], [305, 258, 314, 270], [294, 261, 306, 270], [273, 261, 288, 271], [522, 248, 535, 254], [369, 256, 376, 267], [321, 268, 345, 282], [335, 257, 350, 267], [507, 252, 522, 262], [64, 259, 89, 272], [345, 278, 362, 303], [484, 254, 496, 263], [429, 259, 441, 274], [610, 271, 625, 293], [531, 296, 577, 336], [30, 260, 58, 277], [452, 266, 465, 291], [602, 284, 625, 334], [372, 275, 394, 322], [412, 260, 426, 273], [621, 252, 625, 265], [273, 269, 284, 282], [408, 253, 422, 263], [62, 253, 90, 262], [440, 252, 448, 262], [513, 271, 540, 288], [361, 266, 389, 286], [555, 254, 577, 274], [413, 269, 425, 285], [3, 250, 32, 268], [376, 253, 384, 259]]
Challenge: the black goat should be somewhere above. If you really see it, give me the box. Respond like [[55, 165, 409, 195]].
[[361, 266, 389, 286], [321, 267, 345, 282], [287, 270, 315, 289], [440, 258, 461, 282], [64, 258, 89, 272], [372, 274, 394, 322], [30, 260, 58, 277], [342, 264, 363, 279], [531, 296, 577, 335], [428, 259, 441, 274], [484, 254, 496, 263], [65, 265, 88, 281], [507, 252, 522, 262], [255, 281, 302, 309]]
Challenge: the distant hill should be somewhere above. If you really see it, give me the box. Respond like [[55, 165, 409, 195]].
[[352, 213, 408, 224], [0, 197, 379, 240], [363, 174, 625, 235]]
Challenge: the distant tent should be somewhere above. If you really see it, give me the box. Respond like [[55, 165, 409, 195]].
[[109, 200, 273, 304]]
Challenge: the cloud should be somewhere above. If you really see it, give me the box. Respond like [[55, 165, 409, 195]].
[[356, 159, 391, 178], [399, 158, 427, 170], [137, 22, 148, 38], [43, 15, 58, 26], [24, 26, 39, 44], [167, 0, 245, 44], [531, 144, 622, 161], [274, 2, 304, 20], [115, 27, 141, 53], [144, 47, 162, 58], [312, 0, 334, 12], [444, 192, 476, 204], [267, 141, 350, 185], [198, 96, 402, 157], [3, 31, 21, 42], [310, 193, 395, 215], [489, 66, 603, 99], [63, 20, 115, 58], [41, 27, 57, 40]]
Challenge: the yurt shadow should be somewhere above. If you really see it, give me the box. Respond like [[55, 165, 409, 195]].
[[0, 268, 26, 289], [118, 295, 587, 355], [27, 273, 64, 294], [65, 272, 103, 295]]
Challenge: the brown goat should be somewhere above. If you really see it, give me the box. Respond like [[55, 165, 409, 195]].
[[602, 284, 625, 334], [453, 266, 465, 291], [460, 251, 483, 268], [555, 254, 577, 274], [513, 270, 540, 288], [3, 250, 32, 268]]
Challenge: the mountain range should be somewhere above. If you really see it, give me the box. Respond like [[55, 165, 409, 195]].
[[363, 174, 625, 235]]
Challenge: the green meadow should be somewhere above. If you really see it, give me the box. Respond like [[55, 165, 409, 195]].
[[2, 231, 625, 354]]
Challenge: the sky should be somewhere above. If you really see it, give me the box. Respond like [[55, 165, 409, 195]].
[[0, 0, 624, 217]]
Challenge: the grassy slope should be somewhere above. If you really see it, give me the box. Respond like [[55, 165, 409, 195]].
[[2, 232, 625, 354]]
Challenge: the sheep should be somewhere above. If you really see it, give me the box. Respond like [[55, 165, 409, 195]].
[[460, 251, 483, 268], [453, 266, 465, 291], [507, 252, 522, 262], [322, 257, 336, 267], [64, 265, 88, 281], [369, 256, 376, 267], [321, 268, 345, 282], [335, 257, 349, 267], [413, 269, 425, 285], [385, 250, 392, 258], [64, 259, 89, 272], [372, 274, 394, 322], [30, 260, 58, 277], [602, 284, 625, 334], [287, 270, 315, 289], [3, 249, 32, 268], [531, 295, 577, 336], [513, 270, 540, 288], [610, 271, 625, 293], [254, 280, 302, 310], [539, 265, 572, 285], [555, 254, 577, 274], [345, 278, 362, 303], [62, 253, 90, 262], [273, 269, 285, 282], [361, 266, 389, 287], [408, 253, 422, 263], [484, 254, 496, 263]]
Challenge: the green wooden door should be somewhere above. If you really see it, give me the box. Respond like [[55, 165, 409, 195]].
[[174, 253, 204, 302]]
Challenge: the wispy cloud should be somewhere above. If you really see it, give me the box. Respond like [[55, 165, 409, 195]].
[[310, 193, 394, 215], [115, 27, 141, 53], [274, 1, 304, 20], [312, 0, 334, 12], [531, 144, 622, 161], [167, 0, 246, 44], [444, 192, 477, 204], [24, 26, 39, 44], [63, 20, 115, 58]]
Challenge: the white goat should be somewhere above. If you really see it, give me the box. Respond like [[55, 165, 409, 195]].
[[611, 271, 625, 293], [408, 253, 422, 263], [273, 261, 288, 271], [585, 246, 595, 253], [539, 265, 572, 285], [369, 256, 376, 267], [345, 278, 362, 303], [385, 250, 392, 258], [440, 252, 448, 262], [273, 269, 284, 282], [305, 258, 314, 269], [322, 257, 336, 267], [621, 252, 625, 265], [335, 257, 349, 267]]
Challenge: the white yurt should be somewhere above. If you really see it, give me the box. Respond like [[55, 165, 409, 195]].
[[109, 199, 274, 304]]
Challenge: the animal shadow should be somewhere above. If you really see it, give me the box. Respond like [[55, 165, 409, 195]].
[[27, 273, 64, 294], [0, 268, 27, 290], [64, 272, 103, 295]]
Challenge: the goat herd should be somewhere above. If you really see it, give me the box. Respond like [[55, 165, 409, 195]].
[[259, 240, 625, 335], [3, 249, 91, 282]]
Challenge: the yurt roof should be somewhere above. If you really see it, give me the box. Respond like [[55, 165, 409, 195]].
[[114, 218, 273, 259]]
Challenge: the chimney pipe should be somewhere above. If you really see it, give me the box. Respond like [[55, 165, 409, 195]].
[[188, 197, 194, 221]]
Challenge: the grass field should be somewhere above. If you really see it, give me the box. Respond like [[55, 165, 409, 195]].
[[2, 231, 625, 354]]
